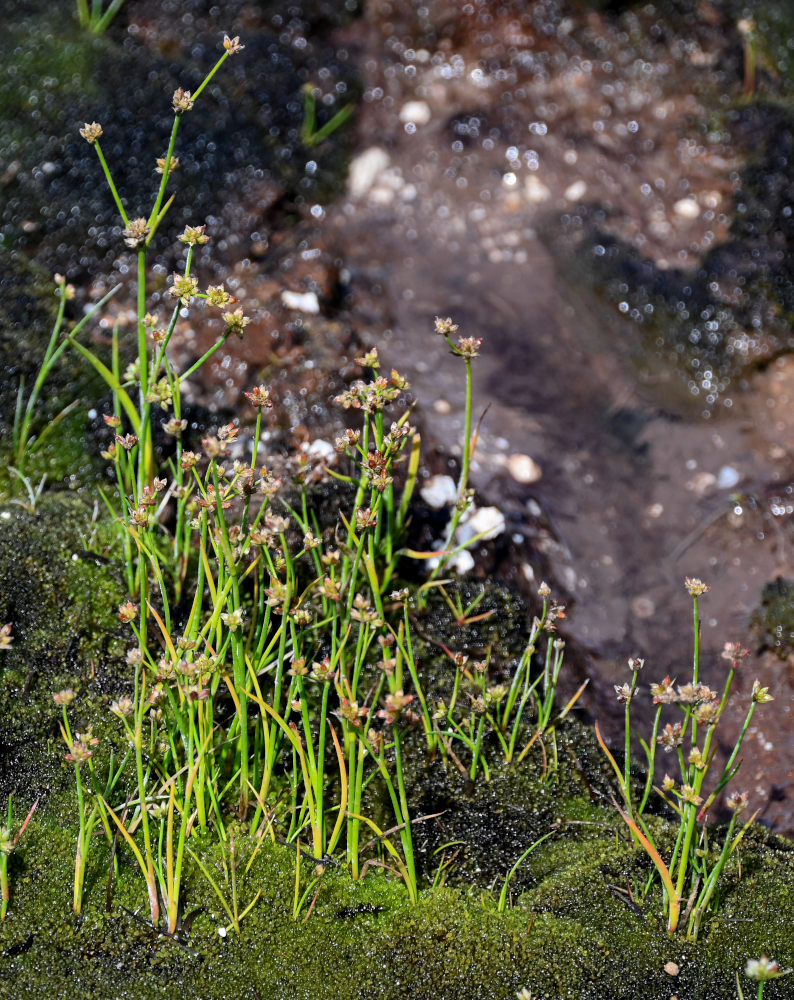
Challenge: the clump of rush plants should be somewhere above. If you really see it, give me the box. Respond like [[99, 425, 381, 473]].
[[20, 33, 581, 933], [597, 578, 773, 939]]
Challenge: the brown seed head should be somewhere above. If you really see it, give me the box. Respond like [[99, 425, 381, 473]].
[[79, 122, 103, 144]]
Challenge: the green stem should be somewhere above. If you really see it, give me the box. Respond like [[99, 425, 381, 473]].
[[93, 142, 128, 226]]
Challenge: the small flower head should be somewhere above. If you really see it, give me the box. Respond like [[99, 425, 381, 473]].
[[684, 577, 709, 597], [206, 284, 233, 307], [657, 722, 683, 752], [55, 273, 75, 299], [355, 507, 377, 530], [122, 218, 150, 249], [679, 784, 703, 806], [118, 601, 137, 624], [746, 956, 790, 982], [244, 385, 272, 409], [627, 656, 645, 673], [356, 347, 379, 368], [223, 34, 245, 55], [752, 679, 774, 704], [0, 623, 12, 651], [222, 308, 251, 338], [146, 377, 173, 410], [722, 641, 750, 669], [172, 88, 194, 113], [614, 683, 633, 704], [455, 336, 482, 358], [79, 122, 103, 144], [434, 316, 458, 337], [650, 676, 676, 704], [115, 432, 138, 451], [53, 689, 76, 707], [693, 701, 720, 726], [65, 741, 94, 765], [727, 791, 749, 814], [338, 696, 368, 728], [110, 696, 134, 719], [311, 657, 335, 683], [169, 273, 199, 304], [377, 689, 415, 725], [155, 154, 180, 174], [163, 418, 188, 437], [179, 224, 209, 246], [221, 608, 244, 632]]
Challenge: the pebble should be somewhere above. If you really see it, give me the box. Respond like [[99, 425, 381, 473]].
[[716, 465, 740, 489], [420, 474, 458, 509], [304, 438, 335, 462], [458, 506, 506, 543], [686, 471, 717, 496], [673, 197, 700, 219], [508, 453, 542, 484], [399, 100, 431, 126], [281, 290, 320, 313], [524, 175, 551, 203], [564, 180, 587, 201], [348, 147, 390, 199]]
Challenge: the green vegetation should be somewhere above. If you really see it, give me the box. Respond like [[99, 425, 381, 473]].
[[2, 26, 794, 1000]]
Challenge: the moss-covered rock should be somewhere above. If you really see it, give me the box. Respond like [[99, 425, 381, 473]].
[[4, 797, 794, 999], [0, 495, 126, 802]]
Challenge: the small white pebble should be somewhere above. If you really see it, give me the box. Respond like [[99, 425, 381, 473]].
[[398, 100, 431, 126], [716, 465, 740, 489], [348, 147, 390, 199], [281, 290, 320, 314], [420, 475, 458, 509], [564, 180, 587, 201], [673, 197, 699, 219], [507, 453, 542, 484], [459, 506, 506, 542], [524, 175, 551, 203]]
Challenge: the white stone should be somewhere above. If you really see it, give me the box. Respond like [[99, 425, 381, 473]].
[[716, 465, 740, 489], [305, 438, 335, 462], [673, 197, 700, 219], [564, 180, 587, 201], [281, 290, 320, 313], [451, 550, 475, 575], [507, 453, 542, 484], [399, 100, 431, 126], [458, 505, 506, 543], [420, 475, 458, 509], [347, 147, 390, 199], [524, 175, 551, 203]]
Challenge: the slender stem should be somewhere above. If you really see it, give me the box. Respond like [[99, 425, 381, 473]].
[[93, 142, 128, 226]]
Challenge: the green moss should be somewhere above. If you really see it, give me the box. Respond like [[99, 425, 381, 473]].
[[0, 495, 126, 802], [750, 576, 794, 659], [7, 796, 794, 1000]]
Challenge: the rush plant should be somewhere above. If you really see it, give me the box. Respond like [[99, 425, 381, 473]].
[[597, 578, 770, 937]]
